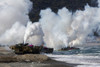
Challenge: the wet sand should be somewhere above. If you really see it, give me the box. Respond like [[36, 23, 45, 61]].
[[0, 60, 76, 67], [0, 47, 76, 67]]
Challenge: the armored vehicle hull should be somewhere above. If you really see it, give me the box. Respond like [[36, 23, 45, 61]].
[[58, 47, 79, 51], [10, 43, 53, 54]]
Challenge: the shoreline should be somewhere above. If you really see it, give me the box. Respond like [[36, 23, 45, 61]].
[[0, 47, 77, 67]]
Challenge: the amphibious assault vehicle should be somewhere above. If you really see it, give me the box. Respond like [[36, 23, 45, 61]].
[[58, 47, 79, 51], [10, 43, 53, 54]]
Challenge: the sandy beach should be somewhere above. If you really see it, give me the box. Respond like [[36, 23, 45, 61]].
[[0, 47, 76, 67]]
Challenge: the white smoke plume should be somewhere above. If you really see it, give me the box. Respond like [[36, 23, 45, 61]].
[[0, 0, 32, 45], [0, 0, 100, 50], [24, 21, 44, 46], [0, 0, 44, 46], [39, 0, 100, 49], [0, 22, 26, 45]]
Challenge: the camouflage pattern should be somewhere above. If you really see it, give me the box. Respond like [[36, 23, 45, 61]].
[[10, 43, 53, 54]]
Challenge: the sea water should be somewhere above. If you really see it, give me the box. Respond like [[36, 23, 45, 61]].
[[46, 43, 100, 67]]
